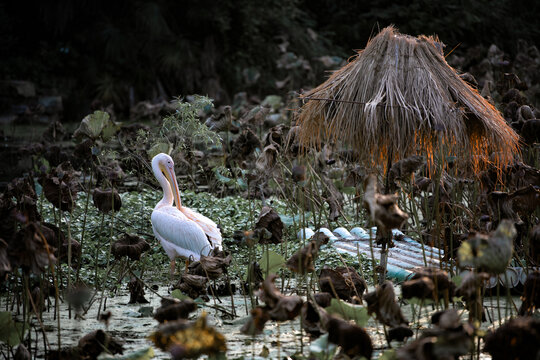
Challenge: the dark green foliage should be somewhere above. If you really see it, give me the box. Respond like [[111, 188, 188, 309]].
[[1, 1, 538, 115]]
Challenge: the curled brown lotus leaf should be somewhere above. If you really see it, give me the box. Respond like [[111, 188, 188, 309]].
[[387, 325, 414, 342], [240, 306, 271, 335], [411, 267, 455, 301], [401, 276, 435, 300], [267, 293, 303, 321], [78, 329, 124, 359], [301, 301, 327, 338], [510, 185, 540, 216], [319, 266, 367, 302], [244, 261, 264, 293], [318, 143, 336, 168], [41, 222, 81, 265], [321, 174, 343, 221], [150, 314, 226, 357], [455, 272, 489, 300], [363, 174, 408, 232], [40, 172, 78, 212], [72, 139, 94, 167], [95, 160, 125, 185], [154, 298, 197, 323], [303, 302, 325, 336], [285, 240, 319, 274], [188, 253, 232, 280], [529, 225, 540, 265], [426, 309, 474, 356], [257, 274, 285, 308], [456, 271, 489, 322], [0, 194, 17, 241], [8, 222, 56, 274], [6, 175, 36, 201], [518, 270, 540, 316], [15, 195, 41, 223], [128, 277, 149, 304], [285, 125, 301, 155], [42, 120, 66, 142], [254, 206, 283, 244], [487, 191, 519, 223], [388, 155, 425, 188], [313, 292, 332, 308], [482, 161, 540, 192], [205, 105, 235, 132], [413, 176, 432, 194], [343, 166, 366, 188], [230, 128, 262, 162], [398, 309, 474, 359], [255, 144, 279, 172], [93, 188, 122, 213], [521, 119, 540, 145], [338, 266, 367, 298], [396, 336, 438, 360], [0, 239, 11, 279], [363, 280, 407, 328], [510, 162, 540, 188], [174, 274, 208, 299], [258, 274, 303, 321], [264, 124, 287, 148], [14, 344, 31, 360], [326, 315, 373, 359], [111, 234, 150, 261], [484, 317, 540, 360], [291, 164, 306, 183], [44, 144, 70, 167]]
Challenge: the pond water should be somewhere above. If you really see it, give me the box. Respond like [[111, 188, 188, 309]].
[[2, 282, 521, 359]]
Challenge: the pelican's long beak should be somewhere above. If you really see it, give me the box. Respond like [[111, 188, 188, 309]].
[[163, 165, 182, 209]]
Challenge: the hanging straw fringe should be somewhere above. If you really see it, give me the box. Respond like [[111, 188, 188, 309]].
[[297, 26, 520, 173]]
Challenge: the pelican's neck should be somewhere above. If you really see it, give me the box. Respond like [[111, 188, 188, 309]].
[[152, 160, 174, 208]]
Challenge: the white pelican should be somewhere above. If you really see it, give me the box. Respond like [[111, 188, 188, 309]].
[[151, 153, 222, 276]]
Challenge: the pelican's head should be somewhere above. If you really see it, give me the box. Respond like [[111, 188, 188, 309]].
[[152, 153, 182, 208]]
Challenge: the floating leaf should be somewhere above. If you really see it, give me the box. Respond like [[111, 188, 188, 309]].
[[214, 169, 235, 185], [171, 289, 191, 301], [309, 333, 337, 360], [325, 298, 369, 327], [259, 250, 285, 278], [100, 347, 155, 360]]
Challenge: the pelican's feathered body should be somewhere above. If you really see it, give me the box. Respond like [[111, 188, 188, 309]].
[[151, 153, 222, 274]]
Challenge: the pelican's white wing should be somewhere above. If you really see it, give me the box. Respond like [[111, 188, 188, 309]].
[[151, 208, 212, 261], [179, 206, 222, 249]]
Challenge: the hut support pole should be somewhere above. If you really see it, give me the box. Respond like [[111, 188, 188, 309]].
[[377, 151, 394, 284]]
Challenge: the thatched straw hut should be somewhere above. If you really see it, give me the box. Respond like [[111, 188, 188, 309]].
[[297, 26, 520, 173]]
